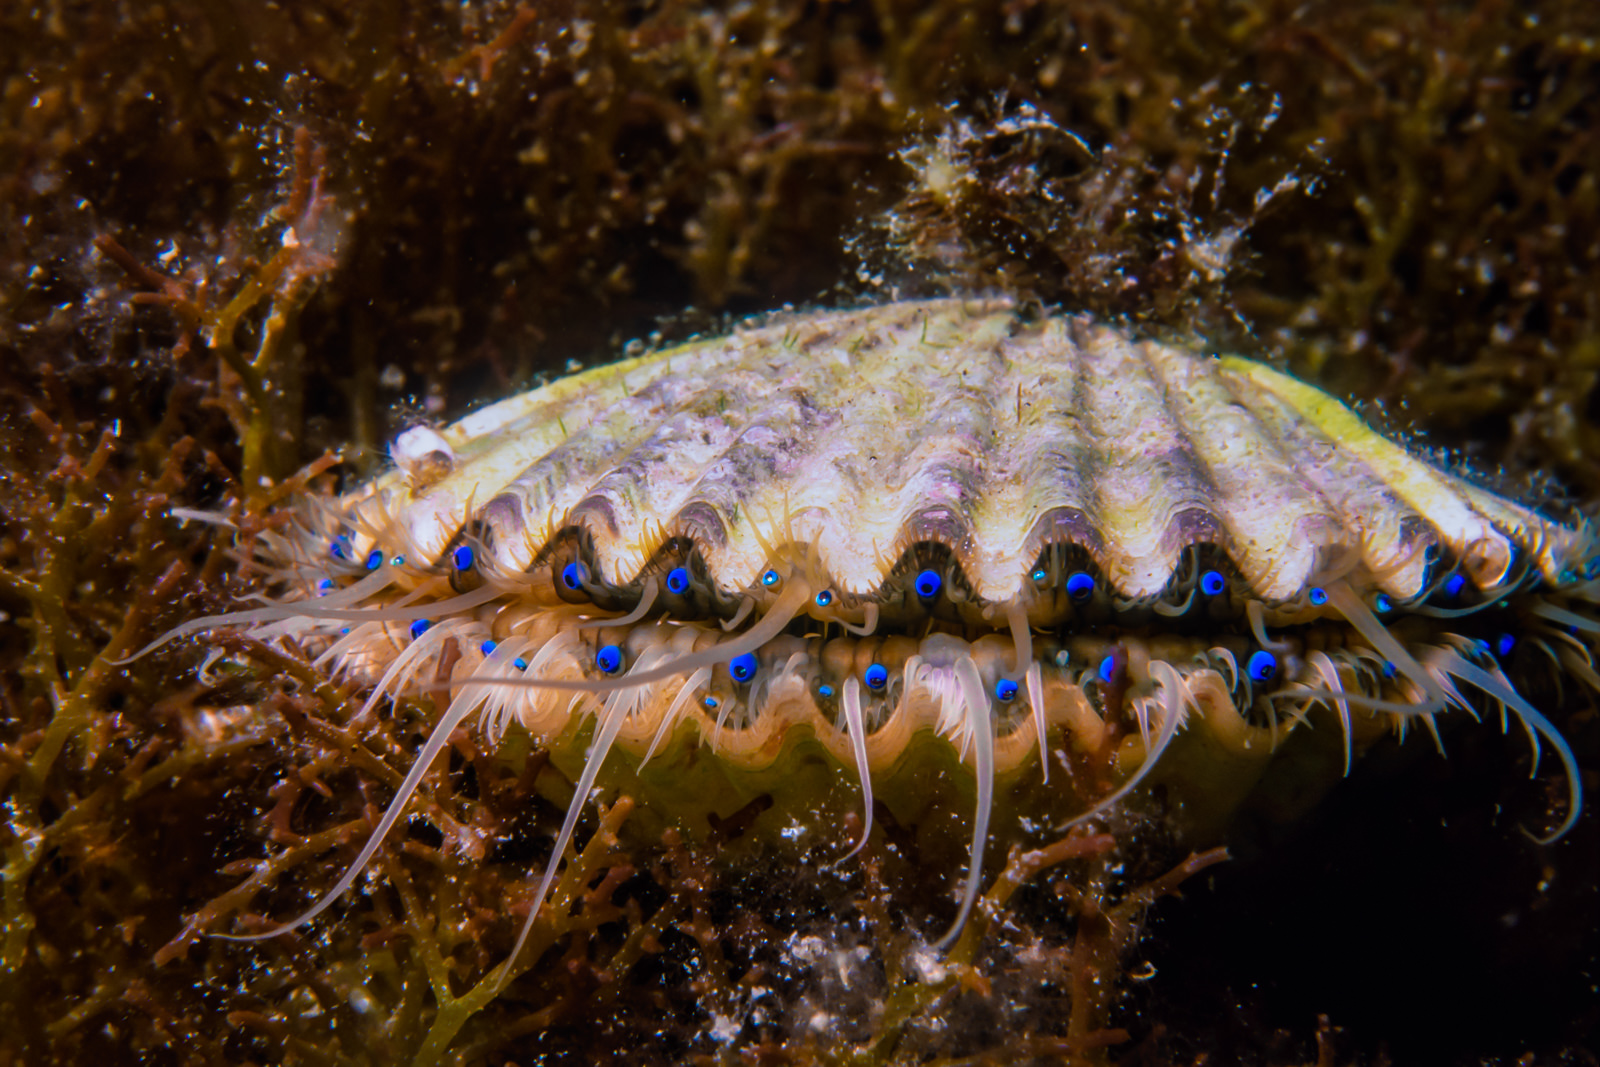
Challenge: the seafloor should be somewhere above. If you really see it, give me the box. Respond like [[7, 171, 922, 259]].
[[2, 2, 1597, 1064]]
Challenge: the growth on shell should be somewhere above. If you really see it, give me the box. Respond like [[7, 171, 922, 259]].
[[145, 298, 1598, 985]]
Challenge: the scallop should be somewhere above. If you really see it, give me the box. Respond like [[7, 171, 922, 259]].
[[147, 297, 1597, 976]]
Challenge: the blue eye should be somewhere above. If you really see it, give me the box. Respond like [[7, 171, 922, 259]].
[[1097, 656, 1118, 684], [1031, 567, 1049, 585], [666, 567, 691, 595], [365, 549, 383, 571], [703, 696, 719, 710], [1443, 573, 1466, 598], [761, 569, 781, 588], [1473, 638, 1491, 655], [1247, 650, 1277, 683], [863, 663, 888, 691], [329, 538, 348, 560], [596, 644, 623, 674], [480, 639, 497, 656], [316, 579, 334, 594], [1200, 570, 1226, 596], [561, 561, 588, 590], [815, 590, 833, 607], [1374, 593, 1394, 614], [390, 555, 405, 568], [452, 545, 475, 571], [730, 652, 758, 683], [817, 683, 834, 698], [513, 656, 529, 671], [994, 678, 1019, 703], [1309, 587, 1328, 606], [1381, 660, 1397, 679], [914, 570, 942, 599], [409, 619, 431, 640], [1066, 571, 1096, 602], [1495, 633, 1516, 657]]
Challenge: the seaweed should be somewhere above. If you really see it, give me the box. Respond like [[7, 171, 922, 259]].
[[2, 0, 1597, 1063]]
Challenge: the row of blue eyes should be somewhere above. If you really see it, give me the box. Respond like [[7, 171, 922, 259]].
[[401, 625, 1510, 704], [329, 534, 1510, 716], [357, 543, 1507, 695], [334, 538, 1464, 612]]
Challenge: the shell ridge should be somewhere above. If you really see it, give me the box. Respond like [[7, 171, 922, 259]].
[[1186, 348, 1358, 600], [592, 363, 820, 590], [577, 391, 776, 584], [947, 335, 1032, 599], [1052, 316, 1115, 571], [490, 404, 670, 572], [496, 339, 800, 575], [801, 312, 972, 593], [1077, 325, 1213, 596], [998, 321, 1100, 598], [966, 324, 1082, 602], [875, 341, 1000, 596], [1128, 337, 1241, 577], [1214, 359, 1442, 598], [1447, 477, 1593, 583], [782, 321, 904, 590], [1015, 317, 1107, 581], [1224, 356, 1518, 589]]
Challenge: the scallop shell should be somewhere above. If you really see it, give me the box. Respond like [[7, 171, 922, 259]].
[[174, 297, 1596, 967], [357, 298, 1586, 603]]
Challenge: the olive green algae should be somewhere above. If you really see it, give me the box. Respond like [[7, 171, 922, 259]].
[[2, 1, 1598, 1064]]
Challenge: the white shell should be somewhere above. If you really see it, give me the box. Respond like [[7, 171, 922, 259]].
[[348, 298, 1590, 604]]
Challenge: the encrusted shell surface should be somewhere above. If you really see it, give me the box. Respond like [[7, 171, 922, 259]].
[[351, 298, 1589, 605]]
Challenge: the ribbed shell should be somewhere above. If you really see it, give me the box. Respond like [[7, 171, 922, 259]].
[[349, 299, 1589, 604]]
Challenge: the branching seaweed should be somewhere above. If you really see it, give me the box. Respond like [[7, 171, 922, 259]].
[[2, 1, 1596, 1064]]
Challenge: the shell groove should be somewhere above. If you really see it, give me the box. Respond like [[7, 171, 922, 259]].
[[166, 297, 1597, 969]]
